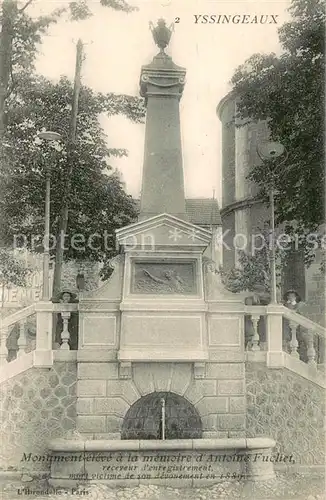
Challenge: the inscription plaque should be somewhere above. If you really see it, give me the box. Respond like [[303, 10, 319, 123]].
[[49, 438, 276, 486], [53, 450, 248, 486]]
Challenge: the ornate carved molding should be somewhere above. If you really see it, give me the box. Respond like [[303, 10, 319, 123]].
[[202, 256, 217, 273], [141, 75, 182, 88], [194, 362, 205, 379], [109, 254, 124, 270], [140, 66, 186, 98]]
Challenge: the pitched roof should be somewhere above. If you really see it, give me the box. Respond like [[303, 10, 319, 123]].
[[185, 198, 221, 226], [133, 198, 221, 226]]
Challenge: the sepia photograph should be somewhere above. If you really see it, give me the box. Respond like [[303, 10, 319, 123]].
[[0, 0, 324, 498]]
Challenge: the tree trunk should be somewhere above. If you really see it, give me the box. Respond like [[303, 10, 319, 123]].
[[0, 0, 17, 142], [52, 39, 83, 298]]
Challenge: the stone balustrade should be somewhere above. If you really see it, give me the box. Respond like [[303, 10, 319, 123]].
[[1, 300, 324, 387], [0, 302, 79, 366], [244, 304, 326, 382]]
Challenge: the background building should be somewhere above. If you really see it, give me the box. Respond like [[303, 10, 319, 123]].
[[217, 92, 325, 326]]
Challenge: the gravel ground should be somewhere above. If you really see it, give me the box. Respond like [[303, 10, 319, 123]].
[[0, 473, 324, 500]]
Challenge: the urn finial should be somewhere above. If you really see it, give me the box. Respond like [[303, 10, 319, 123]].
[[149, 18, 174, 53]]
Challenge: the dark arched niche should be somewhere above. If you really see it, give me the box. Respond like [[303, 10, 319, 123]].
[[121, 391, 202, 440]]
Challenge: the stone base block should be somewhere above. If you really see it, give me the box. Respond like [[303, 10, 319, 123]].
[[94, 433, 121, 440], [48, 437, 276, 488], [217, 414, 246, 431]]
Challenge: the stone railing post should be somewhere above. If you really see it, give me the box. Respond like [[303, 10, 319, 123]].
[[266, 305, 284, 367], [34, 302, 54, 367], [35, 302, 53, 351], [17, 319, 27, 357], [60, 311, 71, 350], [249, 314, 261, 351], [53, 303, 78, 350]]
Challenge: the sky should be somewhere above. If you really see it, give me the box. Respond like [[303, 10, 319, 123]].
[[31, 0, 291, 205]]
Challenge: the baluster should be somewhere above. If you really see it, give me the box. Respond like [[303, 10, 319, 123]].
[[289, 321, 299, 358], [307, 329, 317, 368], [250, 314, 261, 351], [0, 326, 9, 365], [17, 319, 27, 357], [60, 311, 71, 350]]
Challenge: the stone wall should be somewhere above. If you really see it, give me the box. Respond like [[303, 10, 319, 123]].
[[220, 211, 235, 270], [246, 362, 324, 466], [76, 361, 246, 439], [0, 362, 77, 472], [1, 359, 324, 472], [60, 260, 101, 293], [304, 248, 325, 327], [219, 98, 236, 209]]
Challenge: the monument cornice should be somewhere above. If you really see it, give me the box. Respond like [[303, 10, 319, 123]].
[[116, 213, 212, 249], [140, 66, 186, 98], [140, 67, 186, 77], [144, 92, 183, 98]]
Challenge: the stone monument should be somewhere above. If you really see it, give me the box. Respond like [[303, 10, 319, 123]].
[[49, 20, 275, 488]]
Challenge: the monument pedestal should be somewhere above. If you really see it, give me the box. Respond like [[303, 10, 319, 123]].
[[74, 212, 248, 443], [116, 214, 211, 364]]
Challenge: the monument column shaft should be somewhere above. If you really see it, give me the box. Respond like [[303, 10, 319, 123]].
[[140, 95, 186, 219], [139, 54, 187, 221]]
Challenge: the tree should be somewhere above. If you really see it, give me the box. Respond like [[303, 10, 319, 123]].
[[220, 250, 270, 295], [0, 74, 144, 265], [0, 0, 67, 141], [231, 0, 325, 263], [0, 248, 31, 307], [0, 0, 138, 131], [0, 0, 145, 295]]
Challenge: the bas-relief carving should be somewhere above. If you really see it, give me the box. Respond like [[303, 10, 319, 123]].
[[131, 262, 196, 295]]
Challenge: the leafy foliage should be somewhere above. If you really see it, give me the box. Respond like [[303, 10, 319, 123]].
[[220, 250, 270, 294], [68, 0, 138, 21], [0, 73, 144, 263], [4, 2, 65, 77], [231, 0, 325, 249], [99, 0, 137, 13], [219, 229, 286, 297], [0, 248, 31, 306], [68, 1, 93, 21], [0, 0, 146, 277], [3, 0, 141, 102]]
